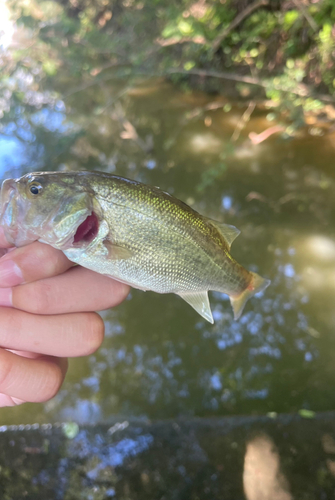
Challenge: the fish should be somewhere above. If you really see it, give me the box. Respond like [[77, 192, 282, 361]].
[[0, 171, 270, 323]]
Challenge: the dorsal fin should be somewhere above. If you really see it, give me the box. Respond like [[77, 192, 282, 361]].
[[205, 218, 240, 249]]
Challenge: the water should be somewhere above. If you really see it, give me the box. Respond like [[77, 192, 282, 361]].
[[1, 28, 335, 426], [2, 415, 335, 499]]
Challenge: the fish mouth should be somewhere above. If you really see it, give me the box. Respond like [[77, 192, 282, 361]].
[[0, 180, 16, 217], [72, 212, 99, 246], [1, 181, 14, 205], [0, 180, 21, 244]]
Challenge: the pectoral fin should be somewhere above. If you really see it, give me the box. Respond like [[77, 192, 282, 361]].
[[103, 240, 133, 260], [206, 218, 240, 249], [178, 291, 214, 324]]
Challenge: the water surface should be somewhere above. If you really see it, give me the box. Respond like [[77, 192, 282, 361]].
[[1, 65, 335, 425]]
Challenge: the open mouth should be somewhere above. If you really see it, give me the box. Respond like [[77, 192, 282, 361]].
[[73, 212, 99, 245], [0, 181, 20, 244], [0, 181, 16, 222]]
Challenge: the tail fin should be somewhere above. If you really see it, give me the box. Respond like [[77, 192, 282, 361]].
[[230, 272, 270, 320]]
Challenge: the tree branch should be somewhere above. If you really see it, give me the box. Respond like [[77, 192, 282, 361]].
[[212, 0, 269, 52], [292, 0, 318, 33], [167, 68, 335, 103]]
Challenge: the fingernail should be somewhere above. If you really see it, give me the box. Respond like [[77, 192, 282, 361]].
[[0, 394, 24, 406], [0, 259, 23, 287], [0, 288, 12, 307]]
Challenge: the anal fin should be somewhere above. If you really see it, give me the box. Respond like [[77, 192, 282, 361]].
[[177, 291, 214, 324]]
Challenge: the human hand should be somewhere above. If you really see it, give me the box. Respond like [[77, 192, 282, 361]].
[[0, 228, 129, 407]]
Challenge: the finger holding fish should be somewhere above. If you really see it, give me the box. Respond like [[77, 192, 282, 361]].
[[0, 271, 126, 406], [0, 305, 105, 407], [0, 307, 105, 356], [3, 266, 130, 315], [0, 239, 129, 313], [0, 349, 68, 404], [0, 241, 73, 287]]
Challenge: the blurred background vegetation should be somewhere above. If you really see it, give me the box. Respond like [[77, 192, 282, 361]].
[[1, 0, 335, 132]]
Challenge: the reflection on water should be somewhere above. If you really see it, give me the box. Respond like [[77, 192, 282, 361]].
[[1, 14, 335, 426], [243, 434, 292, 500], [2, 414, 335, 499]]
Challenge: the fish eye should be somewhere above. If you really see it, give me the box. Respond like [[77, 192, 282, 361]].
[[29, 182, 43, 195]]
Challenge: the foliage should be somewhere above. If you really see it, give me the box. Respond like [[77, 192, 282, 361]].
[[1, 0, 335, 127]]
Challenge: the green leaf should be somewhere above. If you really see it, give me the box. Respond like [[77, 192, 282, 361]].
[[162, 24, 178, 39], [319, 23, 332, 44], [178, 20, 194, 36], [283, 10, 299, 31], [42, 60, 57, 76], [184, 61, 195, 71], [298, 409, 316, 419], [62, 422, 80, 439], [286, 59, 295, 69]]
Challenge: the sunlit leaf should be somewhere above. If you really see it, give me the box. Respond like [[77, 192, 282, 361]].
[[298, 409, 316, 419], [62, 422, 80, 439]]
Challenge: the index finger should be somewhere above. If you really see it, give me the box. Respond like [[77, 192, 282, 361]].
[[0, 241, 73, 287]]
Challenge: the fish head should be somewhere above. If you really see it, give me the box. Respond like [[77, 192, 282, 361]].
[[0, 171, 99, 250]]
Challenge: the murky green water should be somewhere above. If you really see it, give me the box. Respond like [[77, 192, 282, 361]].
[[1, 44, 335, 425]]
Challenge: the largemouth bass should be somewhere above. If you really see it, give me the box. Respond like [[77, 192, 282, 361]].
[[0, 171, 270, 323]]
